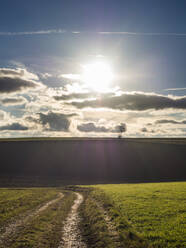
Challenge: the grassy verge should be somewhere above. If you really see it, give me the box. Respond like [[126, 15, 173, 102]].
[[3, 191, 75, 248], [91, 182, 186, 248], [79, 189, 118, 248], [79, 187, 149, 248], [0, 188, 59, 230]]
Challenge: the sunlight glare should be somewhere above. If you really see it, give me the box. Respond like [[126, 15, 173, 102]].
[[82, 62, 114, 92]]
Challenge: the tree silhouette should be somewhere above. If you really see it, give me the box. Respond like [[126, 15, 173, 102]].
[[118, 123, 127, 138]]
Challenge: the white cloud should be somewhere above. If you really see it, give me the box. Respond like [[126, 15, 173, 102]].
[[98, 31, 186, 36], [0, 29, 66, 36], [1, 65, 186, 138], [164, 88, 186, 91], [39, 73, 52, 79], [1, 29, 186, 37]]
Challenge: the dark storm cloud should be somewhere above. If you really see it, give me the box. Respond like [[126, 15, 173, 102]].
[[30, 111, 76, 131], [0, 77, 40, 93], [0, 68, 43, 93], [155, 119, 186, 124], [54, 93, 95, 101], [1, 97, 27, 106], [0, 123, 28, 131], [69, 92, 186, 111], [77, 122, 126, 133], [54, 92, 114, 101]]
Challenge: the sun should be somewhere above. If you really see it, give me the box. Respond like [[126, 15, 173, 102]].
[[81, 62, 114, 92]]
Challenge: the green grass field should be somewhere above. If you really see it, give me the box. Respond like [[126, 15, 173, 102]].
[[0, 188, 76, 248], [1, 183, 185, 247], [91, 182, 186, 248], [0, 188, 60, 228]]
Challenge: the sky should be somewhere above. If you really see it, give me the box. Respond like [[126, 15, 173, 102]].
[[1, 0, 186, 137]]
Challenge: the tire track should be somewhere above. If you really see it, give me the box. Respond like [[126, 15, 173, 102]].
[[95, 200, 122, 248], [0, 192, 63, 245], [58, 192, 86, 248]]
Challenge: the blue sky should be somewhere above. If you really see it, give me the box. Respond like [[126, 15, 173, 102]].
[[1, 1, 186, 32], [0, 1, 186, 137]]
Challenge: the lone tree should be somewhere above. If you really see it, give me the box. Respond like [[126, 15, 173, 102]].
[[118, 123, 127, 138]]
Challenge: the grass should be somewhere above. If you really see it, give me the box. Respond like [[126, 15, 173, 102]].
[[79, 190, 118, 248], [91, 182, 186, 248], [4, 191, 75, 248], [79, 187, 149, 248], [1, 183, 185, 247], [0, 188, 59, 229]]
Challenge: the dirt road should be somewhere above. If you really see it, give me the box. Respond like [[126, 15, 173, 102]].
[[58, 192, 87, 248]]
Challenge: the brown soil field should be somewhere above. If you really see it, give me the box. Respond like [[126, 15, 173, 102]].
[[0, 138, 186, 185]]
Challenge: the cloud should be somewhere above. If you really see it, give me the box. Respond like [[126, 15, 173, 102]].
[[0, 29, 66, 36], [39, 73, 52, 79], [54, 92, 94, 101], [139, 127, 157, 134], [1, 29, 186, 37], [54, 91, 115, 101], [164, 88, 186, 91], [59, 74, 80, 80], [98, 31, 186, 36], [0, 68, 43, 94], [141, 127, 148, 132], [0, 77, 38, 93], [155, 119, 186, 125], [69, 92, 186, 111], [54, 92, 107, 101], [0, 110, 5, 120], [28, 111, 76, 132], [0, 123, 28, 131], [77, 122, 126, 133], [1, 96, 27, 106], [0, 68, 38, 80], [77, 122, 110, 133]]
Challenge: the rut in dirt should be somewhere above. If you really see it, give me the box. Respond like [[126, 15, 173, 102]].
[[0, 192, 63, 245], [58, 192, 87, 248]]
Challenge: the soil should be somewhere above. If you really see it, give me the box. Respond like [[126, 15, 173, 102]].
[[58, 192, 87, 248]]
